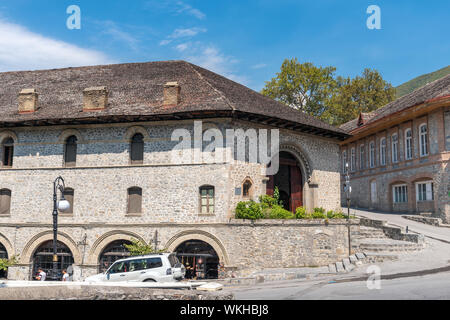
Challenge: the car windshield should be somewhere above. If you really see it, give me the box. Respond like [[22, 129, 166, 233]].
[[108, 261, 129, 274]]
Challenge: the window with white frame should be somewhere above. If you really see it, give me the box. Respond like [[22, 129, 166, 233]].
[[393, 184, 408, 203], [380, 138, 386, 166], [342, 150, 348, 173], [360, 145, 365, 170], [419, 124, 428, 157], [416, 181, 434, 202], [391, 134, 399, 163], [369, 141, 375, 168], [405, 129, 413, 160], [350, 148, 355, 171]]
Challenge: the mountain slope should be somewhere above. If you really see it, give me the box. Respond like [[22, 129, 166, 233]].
[[396, 65, 450, 98]]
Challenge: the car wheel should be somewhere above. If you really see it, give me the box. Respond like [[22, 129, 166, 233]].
[[143, 279, 156, 282]]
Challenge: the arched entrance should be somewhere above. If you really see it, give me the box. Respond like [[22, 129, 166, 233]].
[[0, 243, 8, 279], [32, 240, 74, 281], [98, 240, 132, 273], [267, 151, 304, 212], [175, 240, 220, 280]]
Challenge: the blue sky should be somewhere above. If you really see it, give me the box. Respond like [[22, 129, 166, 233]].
[[0, 0, 448, 90]]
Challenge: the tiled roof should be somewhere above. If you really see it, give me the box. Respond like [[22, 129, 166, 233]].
[[340, 74, 450, 133], [0, 60, 348, 139]]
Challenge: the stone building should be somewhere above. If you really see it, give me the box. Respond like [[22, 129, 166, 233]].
[[0, 60, 349, 281], [340, 75, 450, 222]]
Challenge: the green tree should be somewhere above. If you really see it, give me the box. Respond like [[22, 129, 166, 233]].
[[261, 58, 337, 120], [124, 240, 164, 256], [262, 59, 395, 126], [0, 256, 17, 272], [326, 69, 396, 125]]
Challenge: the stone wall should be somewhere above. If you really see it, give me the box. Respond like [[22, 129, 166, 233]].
[[3, 219, 358, 280]]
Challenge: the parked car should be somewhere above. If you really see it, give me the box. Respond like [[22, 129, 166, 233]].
[[85, 253, 185, 283]]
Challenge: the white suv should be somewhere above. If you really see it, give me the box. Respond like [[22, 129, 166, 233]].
[[85, 253, 185, 283]]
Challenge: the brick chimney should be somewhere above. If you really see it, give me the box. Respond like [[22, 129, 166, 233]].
[[163, 82, 180, 106], [18, 89, 38, 113], [83, 86, 108, 111]]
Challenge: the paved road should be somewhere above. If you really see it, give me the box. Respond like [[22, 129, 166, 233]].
[[228, 271, 450, 300], [350, 208, 450, 242]]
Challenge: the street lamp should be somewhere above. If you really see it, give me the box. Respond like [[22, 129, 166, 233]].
[[52, 176, 70, 281], [343, 163, 352, 256]]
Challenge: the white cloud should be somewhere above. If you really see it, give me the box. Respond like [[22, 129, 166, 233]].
[[174, 1, 206, 19], [0, 20, 112, 72], [159, 27, 206, 46], [145, 0, 206, 20], [97, 21, 140, 51], [251, 63, 267, 69], [170, 27, 207, 38], [184, 45, 248, 84], [175, 42, 190, 52]]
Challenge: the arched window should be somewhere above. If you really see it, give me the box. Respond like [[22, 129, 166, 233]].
[[61, 188, 74, 214], [32, 240, 74, 281], [342, 150, 347, 173], [380, 138, 386, 166], [0, 243, 7, 278], [0, 189, 11, 215], [369, 141, 375, 168], [200, 186, 215, 214], [99, 240, 132, 273], [2, 138, 14, 167], [64, 136, 78, 167], [405, 129, 413, 160], [350, 148, 356, 172], [419, 124, 428, 157], [391, 134, 399, 163], [243, 180, 253, 198], [130, 133, 144, 164], [127, 187, 142, 214], [359, 145, 365, 170]]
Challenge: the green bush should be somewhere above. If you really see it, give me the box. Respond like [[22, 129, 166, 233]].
[[235, 200, 264, 220], [268, 205, 295, 219], [295, 206, 310, 219]]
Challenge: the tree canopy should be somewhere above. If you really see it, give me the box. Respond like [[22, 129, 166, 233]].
[[261, 58, 396, 126]]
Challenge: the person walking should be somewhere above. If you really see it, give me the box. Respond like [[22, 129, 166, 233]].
[[62, 269, 70, 282], [35, 268, 46, 281]]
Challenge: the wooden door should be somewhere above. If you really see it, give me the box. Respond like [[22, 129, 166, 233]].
[[290, 165, 303, 212]]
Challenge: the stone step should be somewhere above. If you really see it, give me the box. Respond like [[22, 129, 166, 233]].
[[328, 263, 337, 273], [335, 261, 345, 273], [363, 252, 399, 263], [359, 239, 423, 252]]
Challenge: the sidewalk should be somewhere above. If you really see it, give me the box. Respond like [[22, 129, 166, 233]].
[[348, 208, 450, 243]]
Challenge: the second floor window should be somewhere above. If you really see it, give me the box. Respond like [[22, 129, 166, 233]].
[[0, 189, 11, 215], [350, 148, 355, 171], [62, 188, 74, 214], [369, 142, 375, 168], [405, 129, 413, 160], [64, 136, 78, 167], [200, 186, 214, 214], [359, 145, 365, 170], [419, 124, 428, 157], [2, 138, 14, 167], [380, 138, 386, 166], [130, 133, 144, 164], [127, 187, 143, 214], [342, 151, 347, 173], [391, 134, 398, 163]]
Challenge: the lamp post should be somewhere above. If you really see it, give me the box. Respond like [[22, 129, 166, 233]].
[[343, 163, 352, 256], [52, 176, 70, 281]]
